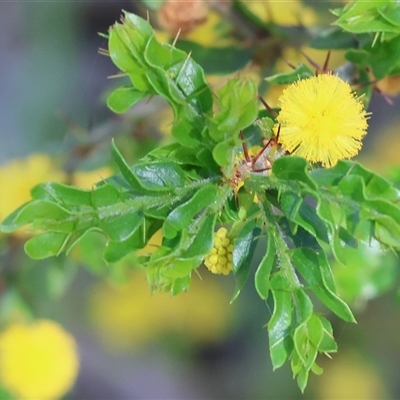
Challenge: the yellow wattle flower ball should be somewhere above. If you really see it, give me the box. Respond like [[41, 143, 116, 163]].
[[277, 74, 369, 167], [204, 227, 233, 275], [0, 320, 79, 400]]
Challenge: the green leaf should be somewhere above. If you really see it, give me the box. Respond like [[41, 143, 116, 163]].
[[165, 185, 218, 231], [310, 27, 360, 50], [132, 161, 188, 191], [346, 35, 400, 79], [0, 200, 70, 232], [319, 316, 338, 353], [99, 211, 144, 242], [25, 232, 69, 259], [272, 156, 317, 191], [268, 274, 293, 369], [293, 289, 313, 325], [255, 237, 275, 300], [280, 191, 329, 244], [107, 86, 148, 113], [291, 248, 356, 323], [265, 63, 314, 85], [176, 40, 253, 75], [181, 213, 217, 258], [210, 78, 259, 166], [333, 1, 400, 35], [231, 220, 260, 301]]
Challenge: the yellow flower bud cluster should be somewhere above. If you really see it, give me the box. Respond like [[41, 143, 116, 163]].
[[204, 227, 234, 275]]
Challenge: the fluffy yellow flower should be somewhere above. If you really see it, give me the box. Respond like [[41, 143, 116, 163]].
[[204, 227, 233, 275], [0, 320, 79, 400], [277, 74, 369, 167]]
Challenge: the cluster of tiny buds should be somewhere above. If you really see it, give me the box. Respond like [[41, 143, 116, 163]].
[[204, 227, 234, 275]]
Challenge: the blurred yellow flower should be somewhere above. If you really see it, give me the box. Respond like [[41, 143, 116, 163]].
[[376, 73, 400, 97], [314, 351, 388, 399], [0, 320, 79, 400], [246, 0, 317, 26], [277, 74, 369, 167], [204, 227, 233, 275], [71, 166, 112, 189], [89, 269, 234, 350], [186, 10, 231, 47], [0, 154, 65, 223]]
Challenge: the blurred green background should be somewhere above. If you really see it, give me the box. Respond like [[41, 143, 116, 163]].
[[0, 1, 400, 399]]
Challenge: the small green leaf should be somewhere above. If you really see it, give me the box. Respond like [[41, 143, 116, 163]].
[[99, 211, 144, 242], [319, 316, 338, 353], [165, 185, 217, 231], [132, 161, 188, 191], [231, 220, 260, 301], [293, 289, 313, 325], [265, 63, 314, 85], [176, 41, 253, 75], [280, 191, 329, 244], [272, 157, 317, 191], [25, 232, 69, 259], [107, 86, 148, 113], [0, 201, 70, 232], [268, 274, 293, 369], [181, 213, 217, 258], [291, 248, 356, 323], [310, 27, 360, 50], [255, 237, 275, 300]]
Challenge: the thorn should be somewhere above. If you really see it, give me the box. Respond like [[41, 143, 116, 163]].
[[275, 124, 281, 143], [283, 59, 296, 70], [322, 50, 331, 73], [98, 48, 109, 57], [240, 131, 251, 163], [146, 9, 150, 23], [172, 29, 181, 48], [301, 50, 321, 71], [258, 95, 278, 117], [107, 72, 128, 79]]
